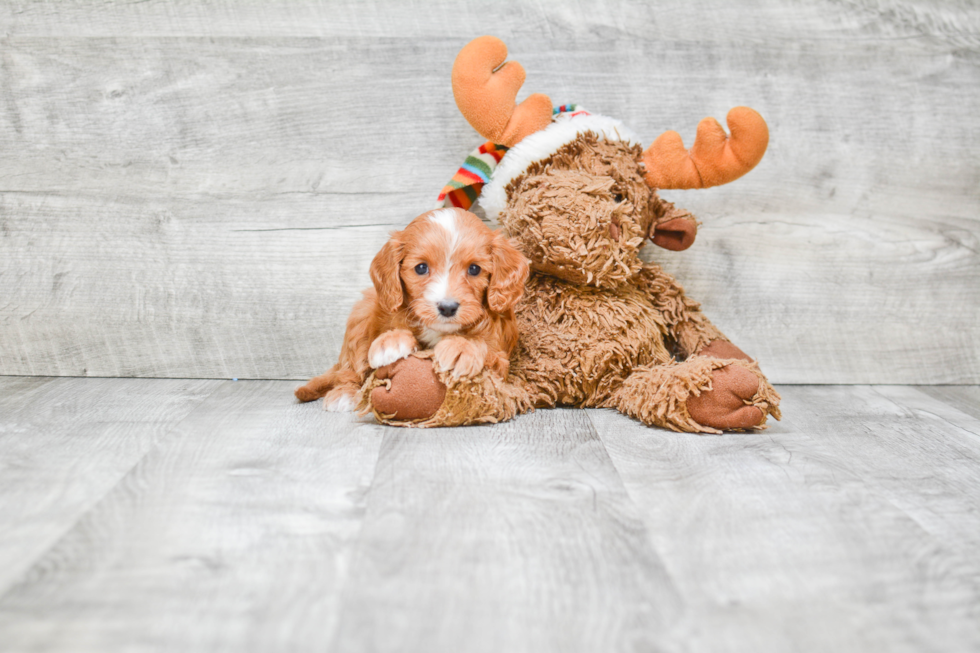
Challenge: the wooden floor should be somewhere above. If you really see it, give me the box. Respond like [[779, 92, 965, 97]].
[[0, 378, 978, 653]]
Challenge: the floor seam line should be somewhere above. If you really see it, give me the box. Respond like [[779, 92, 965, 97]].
[[0, 379, 231, 603]]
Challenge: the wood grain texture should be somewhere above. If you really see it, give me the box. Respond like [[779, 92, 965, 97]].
[[1, 378, 979, 652], [1, 0, 977, 41], [591, 385, 980, 653], [0, 0, 978, 382], [0, 376, 222, 595], [330, 409, 683, 653], [917, 385, 980, 422], [0, 193, 401, 378], [0, 380, 386, 653]]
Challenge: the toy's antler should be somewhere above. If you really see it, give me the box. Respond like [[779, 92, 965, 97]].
[[451, 36, 553, 147], [643, 107, 769, 189]]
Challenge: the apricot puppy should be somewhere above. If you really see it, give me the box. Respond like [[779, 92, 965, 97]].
[[295, 208, 528, 411]]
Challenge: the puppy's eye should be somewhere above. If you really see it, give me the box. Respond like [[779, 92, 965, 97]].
[[613, 193, 624, 203], [414, 263, 429, 275], [467, 264, 481, 276]]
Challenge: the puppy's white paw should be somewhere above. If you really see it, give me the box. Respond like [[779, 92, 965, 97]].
[[323, 390, 357, 412], [368, 330, 418, 369]]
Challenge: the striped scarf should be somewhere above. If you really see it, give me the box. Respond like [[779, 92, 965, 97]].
[[436, 105, 585, 211], [435, 142, 508, 210]]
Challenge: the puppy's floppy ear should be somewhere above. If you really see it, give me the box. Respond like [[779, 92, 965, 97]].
[[488, 231, 529, 313], [370, 233, 405, 312]]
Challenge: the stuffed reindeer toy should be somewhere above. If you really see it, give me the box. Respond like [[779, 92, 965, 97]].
[[357, 36, 781, 433]]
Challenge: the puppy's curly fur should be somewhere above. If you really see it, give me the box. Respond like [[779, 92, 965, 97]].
[[295, 208, 528, 411]]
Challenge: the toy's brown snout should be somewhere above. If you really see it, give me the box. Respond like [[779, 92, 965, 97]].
[[649, 216, 697, 252]]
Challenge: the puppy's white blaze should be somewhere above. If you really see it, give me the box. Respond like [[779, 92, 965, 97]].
[[424, 272, 450, 304], [324, 392, 356, 413], [429, 208, 459, 244], [369, 339, 415, 368], [428, 209, 460, 304]]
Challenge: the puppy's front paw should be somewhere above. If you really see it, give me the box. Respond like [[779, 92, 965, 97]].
[[434, 337, 487, 378], [369, 329, 418, 369]]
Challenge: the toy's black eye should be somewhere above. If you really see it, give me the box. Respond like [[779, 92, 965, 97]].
[[467, 264, 481, 276], [613, 193, 624, 203], [414, 263, 428, 275]]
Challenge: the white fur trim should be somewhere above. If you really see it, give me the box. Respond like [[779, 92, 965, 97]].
[[479, 113, 640, 221]]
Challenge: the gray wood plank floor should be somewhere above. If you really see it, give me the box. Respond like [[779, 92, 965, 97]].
[[1, 378, 978, 652]]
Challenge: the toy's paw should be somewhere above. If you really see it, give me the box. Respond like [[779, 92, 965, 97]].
[[434, 337, 487, 378], [686, 364, 764, 430], [371, 355, 447, 421], [699, 339, 753, 362], [368, 329, 418, 369]]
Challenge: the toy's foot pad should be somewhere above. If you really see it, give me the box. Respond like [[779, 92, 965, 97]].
[[686, 364, 764, 430], [370, 356, 447, 421], [699, 340, 753, 362]]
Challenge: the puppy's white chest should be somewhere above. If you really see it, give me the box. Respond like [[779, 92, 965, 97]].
[[419, 327, 446, 349]]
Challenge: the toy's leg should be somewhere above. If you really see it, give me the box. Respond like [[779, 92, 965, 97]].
[[607, 356, 780, 434], [636, 263, 756, 359], [358, 352, 531, 427], [629, 262, 781, 430], [634, 263, 725, 356]]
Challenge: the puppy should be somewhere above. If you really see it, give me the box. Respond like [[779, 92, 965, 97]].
[[295, 207, 529, 411]]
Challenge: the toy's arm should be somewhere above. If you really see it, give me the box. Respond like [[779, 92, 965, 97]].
[[357, 351, 531, 427], [633, 263, 781, 427], [634, 263, 752, 362]]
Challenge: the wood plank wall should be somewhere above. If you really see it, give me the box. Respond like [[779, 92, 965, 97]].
[[1, 0, 977, 383]]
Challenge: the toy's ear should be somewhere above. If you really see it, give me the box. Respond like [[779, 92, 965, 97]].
[[370, 234, 405, 312], [488, 232, 529, 313], [650, 216, 697, 251]]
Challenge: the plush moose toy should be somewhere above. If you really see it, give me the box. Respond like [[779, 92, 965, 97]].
[[357, 36, 781, 433]]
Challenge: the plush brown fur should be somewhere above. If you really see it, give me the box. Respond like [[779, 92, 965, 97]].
[[353, 35, 779, 432], [359, 134, 781, 433]]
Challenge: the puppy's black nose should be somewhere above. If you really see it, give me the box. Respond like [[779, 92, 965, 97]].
[[437, 300, 459, 318]]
